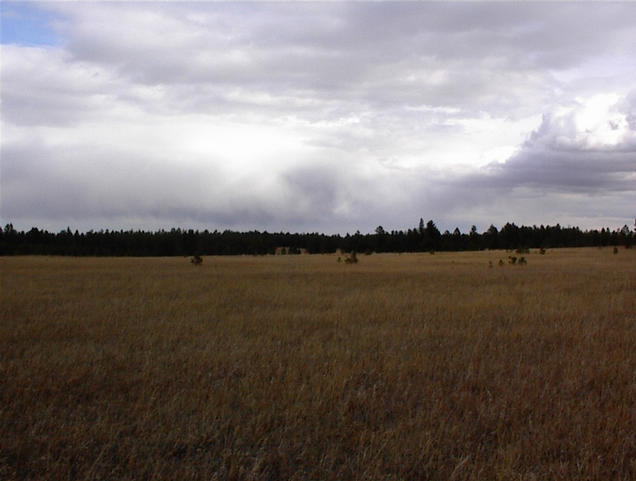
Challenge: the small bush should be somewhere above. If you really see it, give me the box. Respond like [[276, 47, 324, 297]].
[[498, 259, 505, 267], [613, 246, 619, 254], [539, 247, 546, 255], [508, 256, 517, 265], [519, 257, 527, 265], [344, 251, 358, 264], [191, 255, 203, 266]]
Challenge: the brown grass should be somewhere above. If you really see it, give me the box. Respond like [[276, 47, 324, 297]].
[[1, 248, 635, 480]]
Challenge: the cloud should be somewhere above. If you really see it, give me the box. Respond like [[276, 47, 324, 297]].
[[2, 2, 635, 233], [482, 93, 636, 191], [47, 2, 636, 115], [433, 93, 636, 229]]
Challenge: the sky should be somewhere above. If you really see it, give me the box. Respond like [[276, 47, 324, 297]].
[[1, 1, 635, 235]]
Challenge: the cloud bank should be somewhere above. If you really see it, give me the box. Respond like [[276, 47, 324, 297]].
[[2, 2, 635, 233]]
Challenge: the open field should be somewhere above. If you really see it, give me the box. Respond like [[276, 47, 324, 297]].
[[1, 248, 635, 480]]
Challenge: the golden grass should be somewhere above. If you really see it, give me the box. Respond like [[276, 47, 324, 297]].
[[1, 248, 635, 480]]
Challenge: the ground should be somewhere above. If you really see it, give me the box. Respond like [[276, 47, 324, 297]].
[[1, 248, 634, 480]]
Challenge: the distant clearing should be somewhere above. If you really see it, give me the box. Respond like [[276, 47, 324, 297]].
[[1, 248, 634, 480]]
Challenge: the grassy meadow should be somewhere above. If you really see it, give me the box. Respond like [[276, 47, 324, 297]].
[[1, 248, 635, 480]]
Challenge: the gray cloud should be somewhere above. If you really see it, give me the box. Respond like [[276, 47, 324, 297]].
[[2, 2, 635, 234], [47, 2, 636, 113], [428, 94, 636, 230], [472, 109, 636, 194]]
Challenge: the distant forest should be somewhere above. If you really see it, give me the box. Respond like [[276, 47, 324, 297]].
[[0, 220, 633, 256]]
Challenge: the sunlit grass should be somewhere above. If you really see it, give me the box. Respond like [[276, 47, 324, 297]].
[[1, 248, 634, 480]]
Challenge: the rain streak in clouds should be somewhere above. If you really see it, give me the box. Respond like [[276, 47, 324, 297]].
[[1, 2, 635, 233]]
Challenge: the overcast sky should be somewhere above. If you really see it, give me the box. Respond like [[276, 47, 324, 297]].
[[1, 1, 635, 234]]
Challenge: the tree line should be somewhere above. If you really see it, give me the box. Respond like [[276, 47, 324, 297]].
[[0, 220, 633, 256]]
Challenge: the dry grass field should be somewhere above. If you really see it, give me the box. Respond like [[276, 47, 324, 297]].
[[1, 248, 635, 480]]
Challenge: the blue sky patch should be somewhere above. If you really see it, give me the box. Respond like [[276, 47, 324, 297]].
[[1, 2, 61, 46]]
